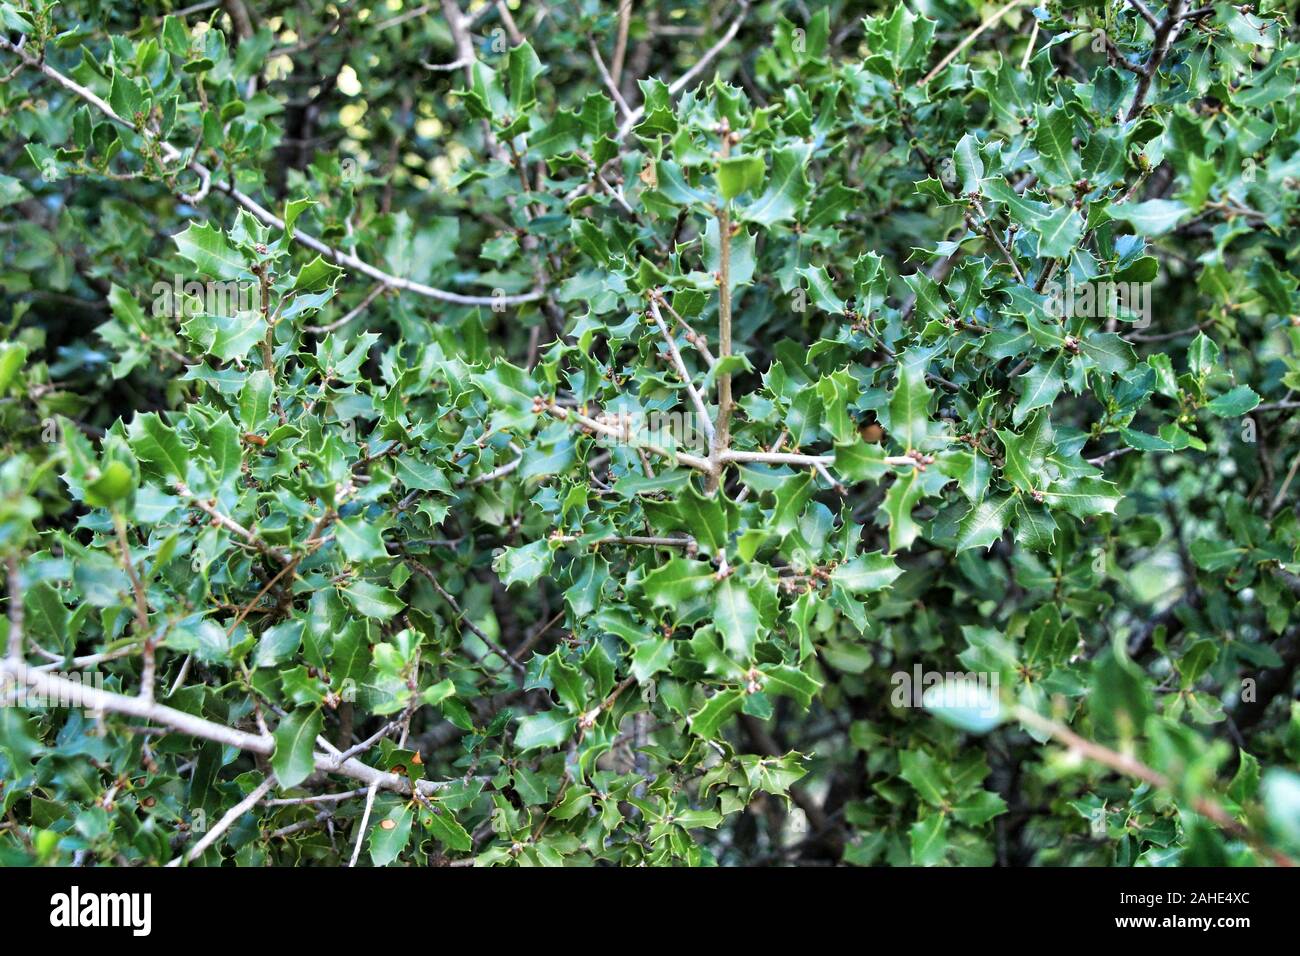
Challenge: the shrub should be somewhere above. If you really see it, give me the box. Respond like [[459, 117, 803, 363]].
[[1, 0, 1298, 867]]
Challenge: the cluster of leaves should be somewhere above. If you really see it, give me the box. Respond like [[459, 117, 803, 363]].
[[1, 0, 1299, 866]]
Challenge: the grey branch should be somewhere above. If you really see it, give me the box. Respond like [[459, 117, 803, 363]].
[[615, 1, 751, 141], [0, 36, 540, 308], [0, 661, 467, 798]]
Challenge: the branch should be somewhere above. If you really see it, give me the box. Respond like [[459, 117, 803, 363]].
[[422, 56, 471, 72], [0, 660, 467, 798], [735, 431, 786, 503], [0, 36, 540, 308], [112, 511, 155, 702], [708, 119, 737, 492], [1269, 449, 1300, 517], [615, 1, 751, 141], [551, 533, 697, 550], [1014, 705, 1295, 867], [5, 555, 22, 664], [405, 561, 525, 674], [348, 782, 380, 868], [167, 776, 275, 866], [659, 297, 717, 368], [302, 282, 388, 335], [589, 36, 633, 119], [1125, 0, 1188, 121], [721, 449, 834, 467], [1124, 0, 1160, 29], [1086, 446, 1135, 467], [648, 297, 715, 447], [175, 482, 293, 566], [544, 402, 712, 472], [919, 0, 1028, 87], [265, 787, 371, 807], [611, 0, 632, 89]]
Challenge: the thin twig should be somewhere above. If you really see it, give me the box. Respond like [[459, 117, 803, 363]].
[[1125, 0, 1188, 120], [5, 556, 22, 664], [0, 660, 468, 797], [167, 776, 275, 866], [648, 297, 716, 447], [349, 782, 380, 868], [589, 37, 633, 119], [0, 37, 540, 307], [615, 1, 751, 140], [1269, 450, 1300, 517], [920, 0, 1028, 87], [1014, 706, 1294, 867], [405, 561, 525, 674], [303, 283, 387, 334]]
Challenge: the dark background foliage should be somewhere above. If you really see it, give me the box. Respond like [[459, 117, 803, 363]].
[[1, 0, 1299, 866]]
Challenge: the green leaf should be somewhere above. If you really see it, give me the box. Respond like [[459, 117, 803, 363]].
[[127, 413, 188, 477], [240, 369, 274, 429], [337, 580, 404, 620], [1035, 205, 1082, 259], [0, 342, 28, 393], [515, 710, 576, 751], [1108, 199, 1188, 236], [173, 222, 248, 280], [493, 540, 553, 587], [645, 486, 729, 555], [369, 804, 414, 866], [761, 664, 822, 709], [254, 620, 304, 668], [714, 578, 759, 661], [1041, 478, 1121, 518], [642, 558, 715, 606], [952, 133, 984, 193], [183, 311, 267, 362], [955, 495, 1015, 552], [1014, 354, 1066, 425], [739, 143, 811, 228], [85, 460, 134, 506], [291, 255, 344, 293], [889, 351, 933, 451], [335, 517, 388, 562], [899, 750, 947, 806], [717, 154, 765, 200], [689, 689, 744, 739], [272, 708, 322, 789], [831, 552, 903, 593], [422, 805, 472, 852], [1205, 385, 1260, 417], [909, 814, 949, 866], [951, 790, 1008, 826], [1090, 643, 1152, 740], [631, 636, 675, 682], [280, 198, 315, 249]]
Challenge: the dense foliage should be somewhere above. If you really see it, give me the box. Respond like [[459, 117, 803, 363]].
[[1, 0, 1299, 867]]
